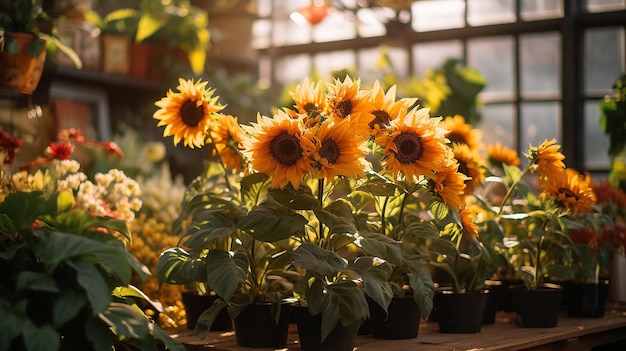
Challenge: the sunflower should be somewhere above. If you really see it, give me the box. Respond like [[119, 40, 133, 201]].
[[325, 75, 375, 137], [210, 113, 248, 171], [367, 80, 417, 138], [440, 115, 482, 152], [153, 78, 224, 149], [376, 107, 449, 181], [291, 77, 328, 127], [540, 168, 597, 215], [527, 138, 566, 181], [243, 110, 317, 189], [460, 206, 479, 237], [487, 142, 520, 168], [310, 118, 368, 182], [433, 157, 469, 210], [452, 143, 485, 194]]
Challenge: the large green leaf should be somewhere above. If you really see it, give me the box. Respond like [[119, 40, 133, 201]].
[[404, 221, 442, 240], [84, 316, 115, 351], [155, 247, 205, 285], [0, 300, 26, 351], [306, 278, 367, 342], [204, 249, 248, 302], [355, 232, 403, 265], [53, 291, 86, 328], [181, 213, 237, 249], [407, 267, 435, 319], [22, 321, 60, 351], [238, 199, 307, 242], [292, 242, 348, 277], [67, 260, 112, 315], [15, 271, 60, 294], [429, 237, 460, 260], [348, 257, 393, 313], [312, 199, 357, 236], [98, 303, 156, 351], [0, 191, 48, 230], [355, 170, 397, 196], [268, 185, 319, 210], [36, 231, 133, 285]]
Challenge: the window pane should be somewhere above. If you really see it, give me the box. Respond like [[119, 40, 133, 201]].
[[584, 100, 611, 170], [412, 40, 463, 76], [467, 0, 516, 26], [356, 8, 387, 38], [584, 27, 625, 94], [468, 36, 515, 100], [313, 50, 356, 79], [520, 102, 561, 148], [586, 0, 626, 12], [358, 47, 385, 83], [520, 0, 564, 20], [273, 19, 311, 46], [276, 54, 311, 84], [252, 19, 272, 49], [312, 11, 357, 42], [520, 32, 561, 98], [412, 0, 465, 32], [477, 103, 516, 148]]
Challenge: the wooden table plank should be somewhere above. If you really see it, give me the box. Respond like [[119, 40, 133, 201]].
[[168, 302, 626, 351]]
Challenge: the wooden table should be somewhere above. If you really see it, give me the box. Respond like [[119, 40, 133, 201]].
[[168, 302, 626, 351]]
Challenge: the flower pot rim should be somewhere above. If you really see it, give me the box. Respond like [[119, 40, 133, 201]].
[[509, 283, 562, 291]]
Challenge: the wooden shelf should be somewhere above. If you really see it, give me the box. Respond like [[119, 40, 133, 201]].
[[168, 302, 626, 351]]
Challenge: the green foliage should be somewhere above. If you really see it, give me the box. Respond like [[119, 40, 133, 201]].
[[599, 72, 626, 159], [0, 191, 183, 351]]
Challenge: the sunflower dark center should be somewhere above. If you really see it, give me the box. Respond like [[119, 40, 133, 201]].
[[303, 103, 318, 114], [458, 161, 469, 178], [393, 132, 423, 164], [270, 131, 303, 166], [320, 138, 340, 164], [559, 187, 578, 199], [335, 99, 353, 118], [447, 132, 467, 146], [180, 100, 204, 127], [369, 110, 391, 130]]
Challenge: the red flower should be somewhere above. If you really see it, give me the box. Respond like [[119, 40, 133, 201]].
[[46, 142, 74, 160], [0, 130, 23, 165], [105, 141, 123, 158]]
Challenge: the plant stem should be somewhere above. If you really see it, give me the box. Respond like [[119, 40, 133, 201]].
[[497, 165, 531, 217], [318, 178, 324, 244]]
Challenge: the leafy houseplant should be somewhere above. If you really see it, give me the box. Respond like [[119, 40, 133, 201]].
[[0, 129, 183, 351], [0, 0, 81, 66]]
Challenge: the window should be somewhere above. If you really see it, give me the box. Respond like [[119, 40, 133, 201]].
[[255, 0, 626, 173]]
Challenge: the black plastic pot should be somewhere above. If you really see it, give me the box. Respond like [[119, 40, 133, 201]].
[[368, 295, 420, 339], [233, 302, 292, 348], [434, 290, 488, 333], [483, 280, 503, 324], [293, 305, 356, 351], [181, 292, 232, 331], [510, 284, 563, 328], [565, 280, 609, 318]]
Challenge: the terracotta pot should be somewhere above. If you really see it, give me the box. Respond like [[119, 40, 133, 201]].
[[0, 33, 47, 94]]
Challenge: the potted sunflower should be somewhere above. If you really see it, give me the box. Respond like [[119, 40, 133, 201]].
[[155, 76, 470, 350], [474, 139, 597, 328]]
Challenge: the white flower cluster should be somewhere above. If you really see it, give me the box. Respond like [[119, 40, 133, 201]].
[[76, 169, 143, 223], [136, 163, 185, 226]]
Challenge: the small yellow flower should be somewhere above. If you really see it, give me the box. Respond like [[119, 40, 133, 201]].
[[440, 115, 482, 152], [487, 142, 520, 168], [528, 138, 566, 181]]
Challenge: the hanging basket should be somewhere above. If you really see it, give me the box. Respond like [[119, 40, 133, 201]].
[[0, 33, 47, 95]]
